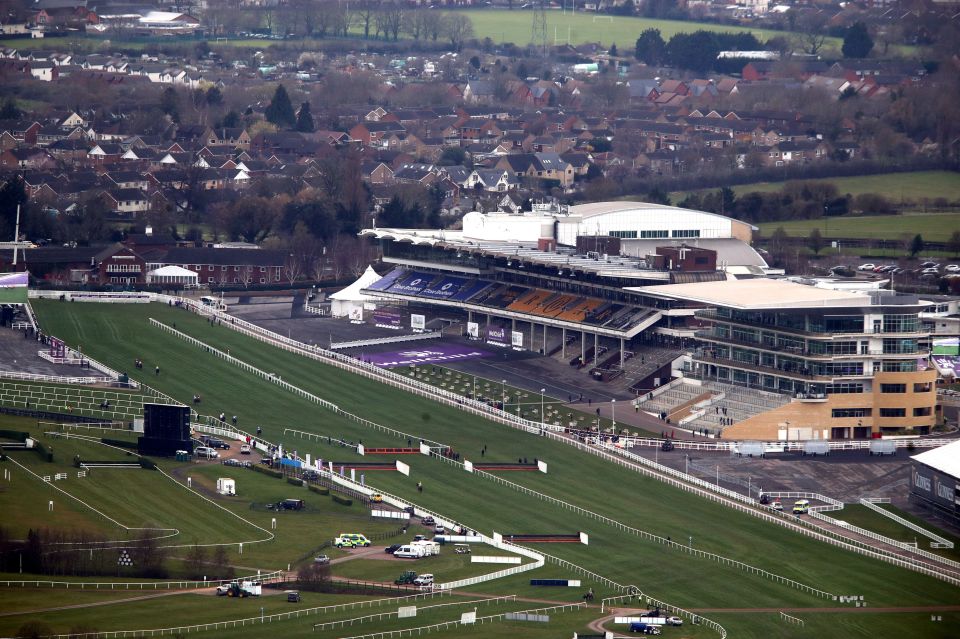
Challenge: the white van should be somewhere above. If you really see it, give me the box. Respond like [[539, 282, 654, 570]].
[[393, 544, 422, 559]]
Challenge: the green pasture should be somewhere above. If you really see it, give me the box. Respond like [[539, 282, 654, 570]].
[[15, 300, 960, 637], [676, 171, 960, 205], [756, 212, 960, 244], [460, 9, 839, 51]]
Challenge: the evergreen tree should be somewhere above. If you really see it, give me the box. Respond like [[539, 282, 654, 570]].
[[0, 98, 21, 119], [634, 29, 665, 65], [842, 22, 873, 59], [265, 84, 296, 129], [160, 87, 180, 122], [295, 101, 315, 132], [909, 234, 924, 258], [807, 228, 824, 255]]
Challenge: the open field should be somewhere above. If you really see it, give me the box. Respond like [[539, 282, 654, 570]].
[[459, 9, 838, 50], [10, 300, 960, 636], [674, 171, 960, 205], [756, 212, 960, 243], [1, 10, 836, 53]]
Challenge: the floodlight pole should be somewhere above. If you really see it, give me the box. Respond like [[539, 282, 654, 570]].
[[540, 388, 545, 429], [611, 399, 616, 429], [12, 204, 20, 266]]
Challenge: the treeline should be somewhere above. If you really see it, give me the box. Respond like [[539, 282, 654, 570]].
[[0, 527, 235, 580], [635, 29, 764, 73]]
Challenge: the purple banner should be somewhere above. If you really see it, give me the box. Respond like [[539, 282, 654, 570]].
[[359, 345, 490, 367], [931, 355, 959, 376], [373, 309, 402, 327], [486, 326, 508, 345]]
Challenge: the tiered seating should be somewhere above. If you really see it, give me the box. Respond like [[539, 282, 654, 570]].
[[637, 383, 704, 415], [556, 298, 602, 322], [507, 290, 552, 313], [685, 381, 791, 434], [538, 294, 577, 316], [368, 267, 658, 334]]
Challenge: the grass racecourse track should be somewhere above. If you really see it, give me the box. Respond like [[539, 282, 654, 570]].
[[0, 299, 954, 637], [755, 212, 960, 243]]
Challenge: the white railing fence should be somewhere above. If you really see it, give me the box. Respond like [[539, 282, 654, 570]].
[[860, 498, 955, 549]]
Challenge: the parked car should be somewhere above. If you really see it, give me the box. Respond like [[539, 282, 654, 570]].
[[385, 544, 402, 554], [413, 573, 434, 587], [313, 554, 330, 564], [279, 498, 304, 511], [920, 261, 939, 268], [666, 616, 683, 626], [302, 470, 320, 481], [260, 457, 274, 466], [772, 500, 783, 511], [286, 590, 301, 602], [922, 267, 941, 275], [195, 446, 219, 459], [421, 516, 435, 526], [239, 444, 251, 455], [222, 458, 243, 467], [858, 263, 876, 271], [629, 623, 661, 635], [206, 439, 230, 450]]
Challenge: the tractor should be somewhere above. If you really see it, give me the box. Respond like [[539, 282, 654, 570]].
[[395, 570, 417, 585]]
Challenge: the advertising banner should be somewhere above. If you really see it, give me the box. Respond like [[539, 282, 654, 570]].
[[467, 322, 479, 339], [373, 308, 402, 328], [421, 276, 467, 299], [348, 307, 363, 321], [511, 331, 524, 349], [411, 314, 426, 331], [389, 272, 432, 296], [486, 326, 508, 347]]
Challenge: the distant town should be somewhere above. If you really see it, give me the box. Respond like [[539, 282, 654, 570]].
[[0, 0, 958, 287]]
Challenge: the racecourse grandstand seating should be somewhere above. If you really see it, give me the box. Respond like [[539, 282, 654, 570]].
[[364, 268, 658, 333]]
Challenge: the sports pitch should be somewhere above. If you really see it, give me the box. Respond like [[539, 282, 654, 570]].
[[0, 300, 957, 637]]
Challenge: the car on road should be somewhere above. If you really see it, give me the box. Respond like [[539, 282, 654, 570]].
[[240, 444, 251, 454], [314, 554, 330, 564], [434, 524, 445, 534], [195, 446, 219, 459], [421, 516, 435, 526], [858, 263, 876, 271], [205, 439, 230, 450], [286, 590, 301, 602], [666, 616, 683, 626], [259, 457, 274, 466], [222, 458, 243, 467], [772, 500, 783, 511]]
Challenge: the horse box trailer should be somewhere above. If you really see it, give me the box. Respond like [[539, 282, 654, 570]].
[[394, 541, 440, 558]]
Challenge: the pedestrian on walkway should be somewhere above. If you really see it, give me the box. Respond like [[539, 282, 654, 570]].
[[155, 365, 160, 376]]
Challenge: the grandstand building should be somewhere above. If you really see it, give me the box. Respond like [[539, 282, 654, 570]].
[[635, 279, 937, 440], [358, 201, 936, 441]]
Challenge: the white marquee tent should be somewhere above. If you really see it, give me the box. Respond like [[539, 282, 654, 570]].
[[330, 265, 382, 318], [146, 265, 199, 287]]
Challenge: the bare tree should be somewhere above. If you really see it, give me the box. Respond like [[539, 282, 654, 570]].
[[444, 13, 473, 51], [421, 10, 445, 42], [355, 0, 379, 40], [797, 13, 828, 56]]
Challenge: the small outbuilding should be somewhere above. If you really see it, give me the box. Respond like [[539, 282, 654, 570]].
[[216, 477, 236, 496]]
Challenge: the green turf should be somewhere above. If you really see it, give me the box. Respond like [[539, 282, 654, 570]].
[[458, 9, 841, 51], [17, 300, 960, 637], [675, 171, 960, 205], [756, 212, 960, 244], [833, 504, 960, 562]]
